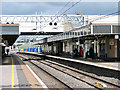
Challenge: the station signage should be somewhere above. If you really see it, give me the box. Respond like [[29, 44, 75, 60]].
[[115, 35, 119, 39], [76, 42, 79, 45]]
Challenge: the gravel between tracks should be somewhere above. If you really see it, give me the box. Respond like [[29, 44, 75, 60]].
[[24, 61, 68, 88], [30, 60, 94, 88], [41, 60, 118, 88]]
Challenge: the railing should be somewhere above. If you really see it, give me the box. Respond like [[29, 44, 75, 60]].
[[33, 39, 44, 45], [47, 25, 91, 42], [47, 24, 120, 43], [33, 24, 120, 45]]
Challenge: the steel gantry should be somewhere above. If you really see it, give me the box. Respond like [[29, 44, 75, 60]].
[[0, 15, 86, 24], [0, 15, 87, 34]]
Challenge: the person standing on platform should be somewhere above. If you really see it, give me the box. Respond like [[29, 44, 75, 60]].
[[74, 48, 78, 57], [80, 46, 83, 57], [89, 47, 94, 59], [71, 50, 75, 58]]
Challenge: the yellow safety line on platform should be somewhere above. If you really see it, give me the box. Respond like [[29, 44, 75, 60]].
[[11, 56, 14, 89]]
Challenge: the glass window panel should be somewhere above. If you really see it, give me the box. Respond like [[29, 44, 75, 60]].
[[93, 25, 111, 33], [113, 25, 120, 33], [0, 26, 19, 35]]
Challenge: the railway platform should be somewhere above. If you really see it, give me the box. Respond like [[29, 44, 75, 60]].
[[19, 52, 120, 71], [19, 52, 120, 80], [0, 54, 47, 89]]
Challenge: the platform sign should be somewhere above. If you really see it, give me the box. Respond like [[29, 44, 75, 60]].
[[115, 35, 119, 39], [76, 42, 79, 45]]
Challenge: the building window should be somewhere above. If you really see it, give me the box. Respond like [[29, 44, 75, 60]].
[[93, 25, 111, 33], [113, 25, 120, 33]]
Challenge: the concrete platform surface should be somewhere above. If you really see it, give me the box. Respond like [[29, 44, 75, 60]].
[[0, 54, 46, 89]]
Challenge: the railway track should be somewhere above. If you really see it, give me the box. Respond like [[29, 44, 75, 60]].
[[17, 54, 120, 89], [29, 60, 73, 89], [41, 60, 120, 88], [29, 60, 97, 89]]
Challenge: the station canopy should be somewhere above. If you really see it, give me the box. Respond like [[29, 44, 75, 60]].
[[0, 24, 19, 46]]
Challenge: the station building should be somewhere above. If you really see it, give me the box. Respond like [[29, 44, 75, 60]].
[[24, 15, 120, 60]]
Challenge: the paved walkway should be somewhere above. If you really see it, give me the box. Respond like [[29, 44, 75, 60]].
[[0, 54, 44, 89]]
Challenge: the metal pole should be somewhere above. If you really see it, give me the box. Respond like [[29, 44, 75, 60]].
[[36, 12, 38, 30], [96, 39, 97, 56], [29, 39, 30, 52], [78, 38, 80, 52]]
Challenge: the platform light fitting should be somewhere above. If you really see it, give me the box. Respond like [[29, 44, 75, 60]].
[[49, 22, 57, 26], [49, 22, 52, 25], [54, 22, 57, 26], [32, 28, 36, 30], [6, 22, 9, 24], [11, 22, 14, 24]]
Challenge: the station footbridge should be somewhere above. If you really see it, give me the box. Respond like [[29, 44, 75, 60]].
[[0, 14, 86, 46]]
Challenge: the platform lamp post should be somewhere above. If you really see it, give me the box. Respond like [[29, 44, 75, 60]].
[[39, 21, 43, 34], [28, 39, 30, 51], [95, 36, 98, 57], [29, 39, 31, 52]]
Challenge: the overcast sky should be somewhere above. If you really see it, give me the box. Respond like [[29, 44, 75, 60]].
[[2, 2, 118, 15]]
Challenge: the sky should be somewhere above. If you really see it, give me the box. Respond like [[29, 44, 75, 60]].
[[1, 2, 119, 15], [1, 1, 119, 42]]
